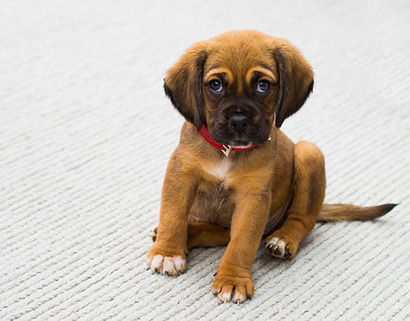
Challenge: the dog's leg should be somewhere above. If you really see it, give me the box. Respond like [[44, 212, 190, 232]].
[[151, 222, 230, 248], [147, 153, 198, 276], [265, 141, 326, 258], [188, 222, 230, 248], [211, 190, 271, 303]]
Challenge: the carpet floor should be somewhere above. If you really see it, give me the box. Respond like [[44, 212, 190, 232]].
[[1, 1, 409, 320]]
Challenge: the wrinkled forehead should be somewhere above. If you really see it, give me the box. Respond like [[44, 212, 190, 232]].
[[203, 44, 278, 86]]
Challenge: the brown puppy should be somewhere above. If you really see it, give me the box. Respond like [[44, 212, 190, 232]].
[[147, 30, 396, 303]]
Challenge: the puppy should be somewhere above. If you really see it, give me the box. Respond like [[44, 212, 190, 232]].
[[147, 30, 396, 304]]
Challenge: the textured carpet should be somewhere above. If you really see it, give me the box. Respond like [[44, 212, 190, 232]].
[[1, 1, 409, 320]]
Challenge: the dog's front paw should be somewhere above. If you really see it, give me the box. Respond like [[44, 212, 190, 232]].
[[147, 253, 186, 276], [147, 228, 188, 276], [147, 239, 187, 276], [211, 273, 254, 304], [264, 234, 298, 259]]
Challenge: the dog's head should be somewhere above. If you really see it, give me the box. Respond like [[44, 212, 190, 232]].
[[164, 30, 314, 147]]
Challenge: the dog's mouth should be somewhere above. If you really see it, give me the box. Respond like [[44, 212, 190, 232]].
[[229, 140, 253, 148], [211, 129, 272, 148], [209, 116, 273, 148]]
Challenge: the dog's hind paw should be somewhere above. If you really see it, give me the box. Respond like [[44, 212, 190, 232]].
[[264, 235, 297, 259], [149, 227, 158, 242]]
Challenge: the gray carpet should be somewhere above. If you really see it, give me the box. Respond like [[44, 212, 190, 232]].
[[1, 1, 409, 320]]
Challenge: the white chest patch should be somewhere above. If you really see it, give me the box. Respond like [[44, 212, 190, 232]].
[[205, 158, 232, 180]]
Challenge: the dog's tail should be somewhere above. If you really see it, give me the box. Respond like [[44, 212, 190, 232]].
[[316, 203, 398, 222]]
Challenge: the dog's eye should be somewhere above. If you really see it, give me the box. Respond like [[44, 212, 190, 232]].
[[257, 80, 271, 93], [209, 79, 223, 93]]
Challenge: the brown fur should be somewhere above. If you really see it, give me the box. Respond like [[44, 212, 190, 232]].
[[147, 30, 396, 303], [317, 203, 397, 222]]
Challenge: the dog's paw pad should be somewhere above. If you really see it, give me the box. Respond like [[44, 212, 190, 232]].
[[264, 236, 296, 259], [147, 254, 186, 276]]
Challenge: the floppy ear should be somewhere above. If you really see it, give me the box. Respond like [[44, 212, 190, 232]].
[[272, 39, 314, 128], [163, 42, 207, 131]]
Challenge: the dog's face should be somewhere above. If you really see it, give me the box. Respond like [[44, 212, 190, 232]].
[[201, 38, 280, 147], [164, 30, 314, 147]]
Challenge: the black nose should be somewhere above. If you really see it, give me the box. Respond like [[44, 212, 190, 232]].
[[229, 115, 250, 133]]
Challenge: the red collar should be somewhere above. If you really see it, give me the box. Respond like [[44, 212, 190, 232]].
[[199, 124, 258, 156], [197, 114, 275, 157]]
